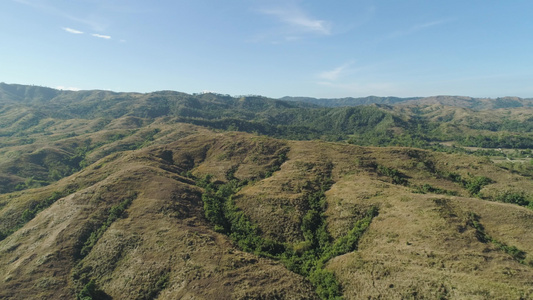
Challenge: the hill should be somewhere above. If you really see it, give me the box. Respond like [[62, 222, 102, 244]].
[[1, 83, 533, 299], [281, 95, 533, 110], [1, 126, 533, 299], [279, 96, 420, 107]]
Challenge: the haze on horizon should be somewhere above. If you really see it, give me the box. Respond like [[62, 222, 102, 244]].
[[2, 0, 533, 99]]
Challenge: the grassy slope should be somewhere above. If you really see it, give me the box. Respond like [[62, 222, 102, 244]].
[[2, 127, 532, 299], [0, 126, 318, 299], [237, 140, 533, 299], [1, 84, 533, 299], [282, 94, 533, 110]]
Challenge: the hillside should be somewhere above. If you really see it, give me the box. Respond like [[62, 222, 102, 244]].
[[281, 95, 533, 110], [1, 83, 533, 299], [1, 125, 533, 299], [279, 96, 420, 107], [3, 83, 533, 150]]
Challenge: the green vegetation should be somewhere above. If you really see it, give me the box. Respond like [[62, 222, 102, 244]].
[[467, 213, 529, 264], [197, 169, 378, 299], [71, 191, 137, 298], [377, 165, 408, 185], [438, 171, 492, 197], [321, 207, 379, 262], [264, 148, 288, 178], [464, 175, 493, 196], [77, 280, 110, 300], [4, 84, 533, 180], [3, 84, 533, 299], [0, 189, 71, 241], [491, 190, 533, 209], [198, 176, 283, 254], [413, 183, 457, 196], [78, 192, 137, 258], [496, 160, 533, 177], [13, 177, 49, 191], [129, 128, 160, 150], [136, 271, 170, 300], [19, 191, 63, 223], [458, 133, 533, 149], [282, 205, 378, 300]]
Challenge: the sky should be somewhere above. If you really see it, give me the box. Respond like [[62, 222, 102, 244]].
[[2, 0, 533, 98]]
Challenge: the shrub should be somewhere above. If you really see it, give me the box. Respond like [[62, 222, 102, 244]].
[[493, 190, 531, 207], [465, 176, 492, 196]]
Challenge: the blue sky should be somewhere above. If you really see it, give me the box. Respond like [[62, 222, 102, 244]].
[[2, 0, 533, 98]]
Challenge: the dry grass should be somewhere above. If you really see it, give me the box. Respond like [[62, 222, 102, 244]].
[[1, 127, 533, 299]]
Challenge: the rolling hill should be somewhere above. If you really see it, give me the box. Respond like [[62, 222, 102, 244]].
[[1, 83, 533, 299], [281, 95, 533, 110]]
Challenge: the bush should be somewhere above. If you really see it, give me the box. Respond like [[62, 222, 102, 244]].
[[377, 165, 408, 185], [77, 280, 110, 300], [464, 176, 492, 196], [467, 212, 527, 263], [309, 268, 342, 300], [196, 173, 378, 300], [79, 192, 136, 257], [493, 190, 531, 207], [413, 184, 457, 196]]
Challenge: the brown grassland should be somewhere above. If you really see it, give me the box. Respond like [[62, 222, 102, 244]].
[[0, 121, 533, 299]]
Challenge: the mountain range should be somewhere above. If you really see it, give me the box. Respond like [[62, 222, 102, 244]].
[[281, 95, 533, 110], [1, 83, 533, 299]]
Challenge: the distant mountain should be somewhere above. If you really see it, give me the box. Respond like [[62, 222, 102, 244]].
[[0, 82, 62, 103], [401, 95, 533, 110], [3, 82, 531, 111], [280, 95, 420, 107], [0, 83, 407, 143], [281, 95, 533, 110], [2, 83, 533, 151]]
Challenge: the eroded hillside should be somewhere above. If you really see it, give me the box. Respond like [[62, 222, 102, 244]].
[[0, 126, 317, 299], [1, 124, 533, 299]]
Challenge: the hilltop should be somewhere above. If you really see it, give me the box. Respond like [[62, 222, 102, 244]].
[[281, 95, 533, 110], [1, 83, 533, 299]]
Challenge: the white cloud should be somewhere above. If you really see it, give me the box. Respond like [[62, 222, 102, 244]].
[[92, 33, 111, 40], [258, 4, 331, 36], [318, 61, 354, 81], [63, 27, 83, 34], [55, 86, 81, 91]]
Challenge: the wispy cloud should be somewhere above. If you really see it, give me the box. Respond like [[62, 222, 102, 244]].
[[92, 33, 111, 40], [61, 28, 116, 41], [256, 3, 331, 40], [14, 0, 108, 32], [385, 19, 452, 40], [261, 8, 330, 35], [318, 61, 354, 81], [63, 27, 83, 34]]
